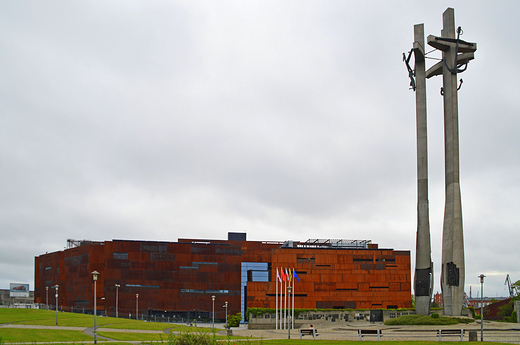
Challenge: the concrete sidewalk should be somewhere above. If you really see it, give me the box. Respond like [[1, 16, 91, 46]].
[[231, 321, 520, 343]]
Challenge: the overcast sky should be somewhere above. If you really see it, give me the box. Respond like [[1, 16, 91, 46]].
[[1, 1, 519, 300]]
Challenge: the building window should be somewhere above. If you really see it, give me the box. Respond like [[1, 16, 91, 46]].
[[241, 262, 268, 320], [180, 289, 204, 293], [206, 290, 229, 294], [113, 252, 128, 260], [126, 284, 160, 288]]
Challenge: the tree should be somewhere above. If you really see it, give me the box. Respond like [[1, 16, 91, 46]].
[[512, 280, 520, 296], [498, 280, 519, 323]]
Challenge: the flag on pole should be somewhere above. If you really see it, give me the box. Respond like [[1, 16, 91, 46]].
[[284, 269, 287, 329], [293, 269, 299, 282], [279, 277, 283, 329], [286, 268, 291, 282], [281, 269, 286, 282], [277, 268, 281, 283]]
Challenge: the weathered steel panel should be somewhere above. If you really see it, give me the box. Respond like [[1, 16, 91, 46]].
[[35, 237, 411, 317]]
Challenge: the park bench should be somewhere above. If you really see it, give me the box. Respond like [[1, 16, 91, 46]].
[[358, 329, 382, 341], [299, 328, 319, 339], [437, 329, 465, 341]]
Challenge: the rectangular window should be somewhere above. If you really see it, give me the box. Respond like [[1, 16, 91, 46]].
[[126, 284, 160, 288], [206, 290, 229, 294], [180, 289, 204, 293], [241, 262, 268, 321], [249, 270, 269, 282], [113, 252, 128, 260]]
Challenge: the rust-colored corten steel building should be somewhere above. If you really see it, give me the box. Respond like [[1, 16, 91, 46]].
[[34, 233, 411, 319]]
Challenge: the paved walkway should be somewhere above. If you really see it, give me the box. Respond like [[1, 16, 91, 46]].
[[232, 321, 520, 343], [2, 321, 520, 343]]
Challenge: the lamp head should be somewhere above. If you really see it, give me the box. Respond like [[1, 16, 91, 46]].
[[91, 270, 100, 281], [212, 295, 215, 301], [479, 274, 485, 283]]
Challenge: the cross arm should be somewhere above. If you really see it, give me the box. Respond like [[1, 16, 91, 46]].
[[427, 34, 477, 53], [426, 52, 475, 78]]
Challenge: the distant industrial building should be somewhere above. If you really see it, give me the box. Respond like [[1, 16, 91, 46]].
[[0, 289, 34, 306], [433, 291, 509, 310], [34, 233, 411, 319]]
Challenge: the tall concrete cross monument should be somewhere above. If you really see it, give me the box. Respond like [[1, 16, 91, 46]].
[[405, 8, 476, 316], [425, 8, 477, 316], [404, 23, 433, 316]]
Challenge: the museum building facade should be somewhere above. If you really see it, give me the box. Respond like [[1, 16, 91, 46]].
[[34, 233, 411, 319]]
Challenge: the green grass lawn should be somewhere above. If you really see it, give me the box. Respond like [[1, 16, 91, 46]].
[[0, 308, 213, 331], [223, 339, 507, 345], [0, 308, 126, 327], [97, 330, 168, 341], [97, 330, 248, 342], [0, 309, 512, 345], [0, 328, 92, 342]]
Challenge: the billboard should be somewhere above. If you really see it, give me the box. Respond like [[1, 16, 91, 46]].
[[10, 283, 29, 298]]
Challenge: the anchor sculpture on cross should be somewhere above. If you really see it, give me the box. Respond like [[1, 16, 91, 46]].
[[403, 50, 416, 91], [403, 21, 476, 94]]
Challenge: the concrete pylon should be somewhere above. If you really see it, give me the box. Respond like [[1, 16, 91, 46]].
[[412, 23, 433, 316], [425, 8, 477, 316]]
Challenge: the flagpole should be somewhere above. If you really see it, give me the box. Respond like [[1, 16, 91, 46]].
[[292, 268, 295, 329], [280, 280, 283, 329], [284, 269, 287, 330], [275, 268, 278, 330]]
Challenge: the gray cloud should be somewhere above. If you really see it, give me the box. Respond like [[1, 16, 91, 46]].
[[0, 0, 518, 298]]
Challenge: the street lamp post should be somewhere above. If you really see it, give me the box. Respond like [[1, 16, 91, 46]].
[[224, 301, 228, 328], [287, 286, 292, 339], [54, 285, 59, 325], [211, 295, 215, 330], [92, 271, 99, 344], [46, 286, 48, 310], [136, 294, 139, 320], [115, 284, 120, 318], [479, 274, 485, 342]]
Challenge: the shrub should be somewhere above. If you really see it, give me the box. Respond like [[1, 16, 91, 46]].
[[503, 311, 517, 323], [227, 313, 242, 328], [167, 331, 217, 345], [384, 314, 474, 326], [431, 313, 439, 318]]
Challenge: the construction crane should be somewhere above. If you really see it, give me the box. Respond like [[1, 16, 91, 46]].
[[505, 274, 515, 298]]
